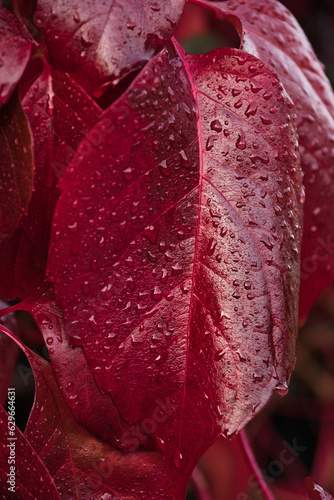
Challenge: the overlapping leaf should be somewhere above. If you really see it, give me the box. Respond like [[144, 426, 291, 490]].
[[0, 301, 19, 407], [0, 402, 60, 499], [0, 62, 101, 301], [0, 6, 33, 106], [0, 91, 34, 236], [47, 43, 303, 489], [0, 323, 175, 500], [8, 287, 157, 453], [194, 0, 334, 321], [33, 0, 185, 96]]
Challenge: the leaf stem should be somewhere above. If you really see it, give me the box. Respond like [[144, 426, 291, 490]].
[[191, 466, 214, 500], [237, 429, 276, 500]]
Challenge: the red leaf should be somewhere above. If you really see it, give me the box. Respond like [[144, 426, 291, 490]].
[[0, 62, 101, 301], [195, 0, 334, 320], [305, 477, 334, 500], [14, 287, 157, 452], [0, 390, 60, 499], [47, 45, 303, 487], [0, 323, 175, 499], [0, 301, 19, 407], [34, 0, 185, 97], [0, 91, 34, 236], [0, 6, 33, 106]]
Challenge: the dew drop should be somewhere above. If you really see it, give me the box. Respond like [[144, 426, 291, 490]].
[[171, 263, 183, 275], [207, 238, 217, 256], [210, 119, 222, 132], [159, 160, 170, 177], [151, 286, 163, 301], [144, 225, 158, 244], [275, 381, 288, 396], [123, 167, 134, 181], [236, 133, 246, 150]]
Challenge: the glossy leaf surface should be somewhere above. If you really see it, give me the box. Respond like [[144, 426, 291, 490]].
[[194, 0, 334, 320], [48, 44, 303, 487], [0, 63, 101, 301], [34, 0, 185, 96], [0, 6, 32, 106]]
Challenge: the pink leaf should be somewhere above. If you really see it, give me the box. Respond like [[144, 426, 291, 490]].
[[0, 323, 176, 499], [305, 477, 334, 500], [47, 44, 303, 487], [0, 62, 101, 301], [0, 6, 33, 106], [34, 0, 185, 97], [194, 0, 334, 320], [0, 91, 34, 236]]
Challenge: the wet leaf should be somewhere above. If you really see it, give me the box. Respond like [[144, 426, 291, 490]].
[[196, 0, 334, 320], [0, 396, 60, 499], [34, 0, 185, 96], [0, 323, 175, 500], [47, 44, 303, 487], [0, 91, 34, 236], [0, 62, 101, 301], [0, 6, 33, 106]]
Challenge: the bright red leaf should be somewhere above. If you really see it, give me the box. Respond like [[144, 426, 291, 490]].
[[0, 6, 33, 106], [33, 0, 185, 97], [193, 0, 334, 321], [47, 42, 303, 489], [0, 91, 34, 236], [0, 62, 101, 301]]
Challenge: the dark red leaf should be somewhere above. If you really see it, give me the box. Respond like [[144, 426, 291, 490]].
[[47, 43, 303, 488], [0, 301, 19, 407], [195, 0, 334, 321], [305, 477, 334, 500], [34, 0, 185, 97], [0, 376, 60, 499], [0, 323, 175, 500], [0, 91, 34, 236], [0, 62, 101, 301], [0, 6, 33, 106]]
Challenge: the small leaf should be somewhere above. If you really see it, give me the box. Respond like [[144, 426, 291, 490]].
[[0, 6, 33, 106], [0, 90, 34, 235], [47, 44, 303, 489], [34, 0, 185, 96]]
